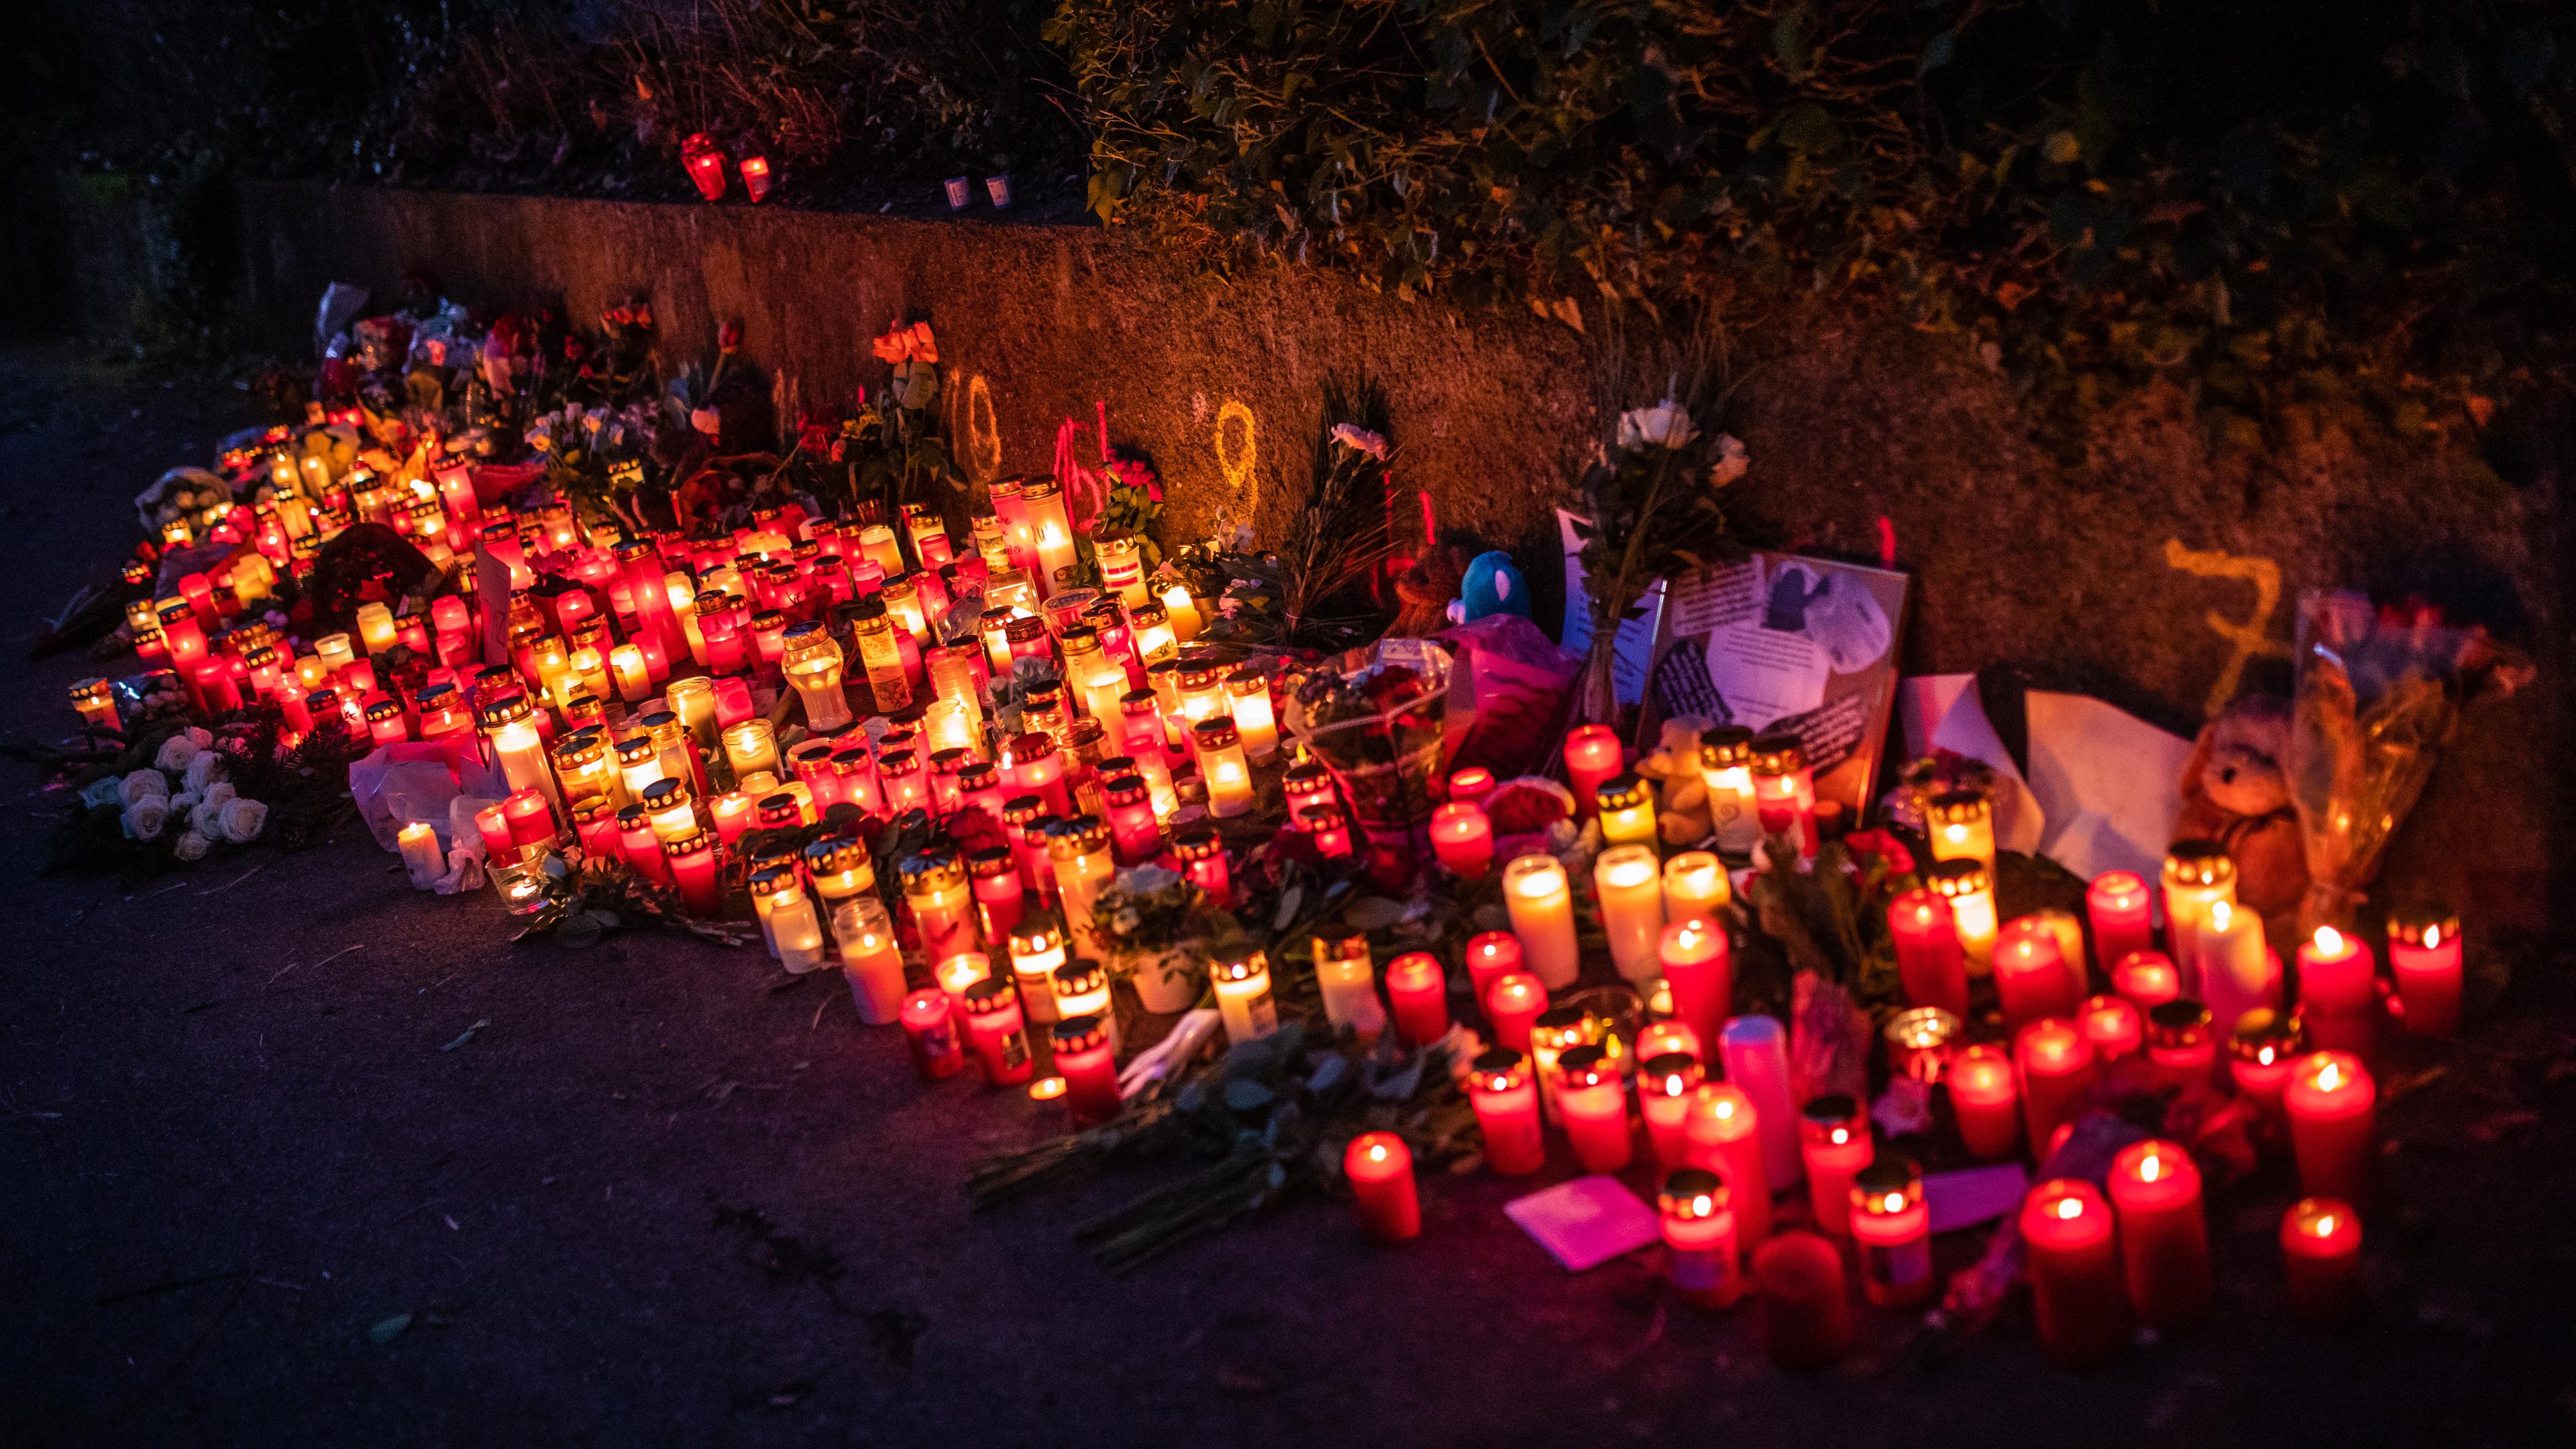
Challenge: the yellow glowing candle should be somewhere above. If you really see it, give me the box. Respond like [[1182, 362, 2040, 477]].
[[1160, 582, 1203, 641], [1094, 531, 1148, 607], [1596, 773, 1659, 849], [1009, 919, 1069, 1025], [481, 694, 559, 808], [1210, 949, 1281, 1046], [1927, 788, 1997, 877], [354, 602, 398, 656], [608, 643, 651, 703], [722, 719, 780, 782], [1193, 717, 1255, 818], [1662, 850, 1730, 922], [1927, 858, 1998, 971], [1224, 669, 1278, 762], [1595, 843, 1668, 985], [1504, 854, 1580, 989], [2161, 843, 2238, 989], [314, 632, 357, 678], [1696, 726, 1760, 853], [1312, 930, 1386, 1042]]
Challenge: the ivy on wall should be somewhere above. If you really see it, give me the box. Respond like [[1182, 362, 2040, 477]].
[[1048, 0, 2575, 457]]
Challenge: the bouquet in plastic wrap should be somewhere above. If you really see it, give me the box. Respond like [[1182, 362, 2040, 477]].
[[2285, 590, 2532, 934], [1285, 637, 1452, 886]]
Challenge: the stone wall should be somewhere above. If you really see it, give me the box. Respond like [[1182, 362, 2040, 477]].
[[227, 181, 2567, 932]]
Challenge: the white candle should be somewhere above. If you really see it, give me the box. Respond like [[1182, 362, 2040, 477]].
[[398, 821, 445, 889], [1594, 843, 1667, 985], [609, 644, 652, 703], [1313, 932, 1387, 1042], [2196, 899, 2277, 1039], [1212, 950, 1281, 1045], [1662, 849, 1729, 923], [1503, 854, 1580, 990]]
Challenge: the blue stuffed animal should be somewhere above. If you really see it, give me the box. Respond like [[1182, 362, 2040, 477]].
[[1454, 550, 1531, 624]]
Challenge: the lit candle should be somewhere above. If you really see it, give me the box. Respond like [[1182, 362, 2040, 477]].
[[1102, 773, 1162, 865], [1428, 802, 1496, 878], [2284, 1051, 2375, 1205], [1093, 531, 1148, 606], [2229, 1008, 2301, 1122], [2114, 950, 2182, 1009], [1224, 667, 1278, 761], [2015, 1018, 2097, 1157], [398, 820, 445, 889], [1994, 916, 2082, 1033], [1344, 1132, 1419, 1244], [2386, 907, 2462, 1037], [1887, 889, 1970, 1018], [1925, 788, 1996, 876], [2108, 1138, 2212, 1330], [1484, 972, 1546, 1053], [2145, 998, 2218, 1089], [1049, 958, 1118, 1052], [1173, 826, 1232, 908], [1883, 1007, 1960, 1084], [1925, 859, 1997, 971], [1192, 717, 1256, 818], [1053, 1015, 1123, 1127], [1463, 931, 1523, 1005], [1638, 1053, 1703, 1169], [1683, 1084, 1770, 1248], [1391, 949, 1452, 1036], [960, 975, 1034, 1086], [2297, 926, 2379, 1054], [2021, 1179, 2128, 1367], [2281, 1197, 2364, 1330], [1158, 582, 1203, 641], [1656, 920, 1733, 1059], [722, 718, 780, 783], [2196, 900, 2276, 1042], [1752, 1233, 1852, 1370], [619, 806, 671, 888], [1595, 774, 1658, 849], [899, 989, 967, 1079], [762, 874, 829, 973], [2086, 870, 2157, 967], [934, 951, 993, 1026], [1467, 1049, 1547, 1175], [1210, 949, 1280, 1045], [2160, 842, 2237, 991], [1006, 919, 1069, 1025], [1798, 1095, 1872, 1237], [1562, 724, 1623, 820], [1949, 1043, 2022, 1161], [830, 895, 908, 1025], [1502, 855, 1580, 989], [1719, 1014, 1803, 1189], [1529, 1007, 1589, 1120], [1554, 1045, 1631, 1173], [2078, 994, 2144, 1061], [1594, 843, 1667, 985], [1041, 820, 1114, 956], [1849, 1157, 1935, 1307], [641, 778, 696, 846], [480, 694, 560, 808], [1748, 734, 1817, 859], [663, 830, 722, 916], [608, 643, 652, 703], [1695, 726, 1760, 853], [1659, 1168, 1743, 1310]]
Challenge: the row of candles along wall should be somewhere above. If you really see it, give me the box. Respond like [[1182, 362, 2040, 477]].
[[1325, 724, 2452, 1363]]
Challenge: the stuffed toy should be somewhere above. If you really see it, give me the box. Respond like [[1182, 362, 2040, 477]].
[[1456, 550, 1532, 623], [2174, 694, 2308, 934]]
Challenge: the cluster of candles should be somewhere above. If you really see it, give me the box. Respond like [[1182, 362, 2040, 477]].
[[1347, 733, 2436, 1358]]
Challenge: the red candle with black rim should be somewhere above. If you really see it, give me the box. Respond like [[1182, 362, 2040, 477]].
[[2078, 994, 2144, 1061], [898, 989, 966, 1080], [1385, 952, 1449, 1045], [1052, 1014, 1121, 1126], [2386, 907, 2463, 1037], [1466, 1049, 1546, 1176], [1344, 1132, 1419, 1243], [1799, 1095, 1872, 1237]]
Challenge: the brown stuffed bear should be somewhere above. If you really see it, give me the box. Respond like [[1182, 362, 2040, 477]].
[[2174, 694, 2309, 940]]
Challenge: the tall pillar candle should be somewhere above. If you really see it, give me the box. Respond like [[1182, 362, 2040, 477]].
[[2021, 1179, 2129, 1368], [1683, 1084, 1770, 1248], [1464, 931, 1524, 1006], [2160, 843, 2237, 994], [2296, 926, 2379, 1054], [2196, 900, 2277, 1042], [1798, 1095, 1872, 1238], [1384, 952, 1450, 1046], [1344, 1132, 1419, 1243], [1594, 843, 1667, 985], [831, 896, 909, 1025], [1926, 859, 1998, 971], [1994, 918, 2082, 1034], [1502, 854, 1580, 989], [1720, 1015, 1803, 1189], [1888, 889, 1970, 1017], [2108, 1139, 2212, 1330], [1484, 973, 1546, 1054], [1657, 920, 1733, 1060], [2284, 1051, 2375, 1205], [2386, 908, 2462, 1036]]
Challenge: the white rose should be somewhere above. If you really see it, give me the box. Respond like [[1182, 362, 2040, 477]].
[[203, 782, 238, 806], [171, 791, 203, 814], [183, 751, 222, 793], [1616, 399, 1699, 451], [218, 797, 270, 845], [184, 725, 214, 749], [123, 799, 171, 841], [155, 735, 203, 773], [173, 830, 212, 862], [189, 801, 225, 840], [120, 770, 170, 806]]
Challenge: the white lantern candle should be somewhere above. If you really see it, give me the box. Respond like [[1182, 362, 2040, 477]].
[[1192, 717, 1256, 818], [608, 644, 652, 703], [1595, 843, 1668, 985], [1504, 854, 1580, 989], [1313, 930, 1387, 1042], [1008, 919, 1069, 1025], [480, 694, 559, 808], [1224, 669, 1279, 761], [2196, 899, 2277, 1040], [398, 821, 445, 890], [1695, 727, 1761, 854], [1211, 949, 1281, 1046], [1662, 850, 1730, 923]]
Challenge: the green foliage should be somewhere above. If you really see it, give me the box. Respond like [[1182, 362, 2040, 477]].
[[1049, 0, 2576, 454]]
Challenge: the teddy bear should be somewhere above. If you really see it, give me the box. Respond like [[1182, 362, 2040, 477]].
[[2174, 694, 2309, 936]]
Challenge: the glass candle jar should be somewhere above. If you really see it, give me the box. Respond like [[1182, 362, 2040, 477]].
[[1925, 788, 1997, 877], [967, 845, 1026, 941], [1051, 958, 1119, 1057], [1748, 731, 1817, 858], [805, 835, 876, 915], [1008, 918, 1070, 1025], [1596, 773, 1659, 849], [760, 871, 830, 973], [903, 851, 979, 964], [1849, 1157, 1935, 1307], [1554, 1044, 1631, 1172], [1502, 855, 1580, 989], [1660, 1167, 1743, 1309], [1093, 531, 1148, 606], [480, 693, 560, 808], [1102, 774, 1162, 865], [1224, 667, 1278, 761], [1192, 717, 1255, 818], [1313, 930, 1385, 1042], [663, 829, 722, 915], [1210, 949, 1281, 1046], [722, 718, 780, 784], [1926, 858, 1998, 969], [1173, 826, 1232, 908], [1799, 1094, 1873, 1237], [847, 597, 912, 714], [960, 975, 1034, 1085], [1018, 478, 1077, 597], [1639, 1053, 1705, 1169], [780, 621, 853, 733], [2160, 841, 2238, 984]]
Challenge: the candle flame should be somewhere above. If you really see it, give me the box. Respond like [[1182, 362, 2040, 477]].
[[2054, 1197, 2084, 1220], [1884, 1191, 1906, 1213], [1662, 1074, 1686, 1096], [1944, 823, 1967, 842], [2423, 924, 2442, 949], [1028, 1076, 1067, 1101], [1487, 1075, 1511, 1092], [2139, 1154, 2161, 1182], [1829, 1127, 1849, 1145], [1366, 1142, 1388, 1163], [2210, 900, 2232, 931], [1715, 1099, 1736, 1120], [2314, 1214, 2338, 1236], [1691, 1194, 1712, 1216], [2314, 1061, 2345, 1091], [2314, 925, 2344, 955]]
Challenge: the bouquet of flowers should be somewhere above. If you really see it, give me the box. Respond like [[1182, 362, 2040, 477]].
[[1087, 863, 1210, 1012], [1285, 637, 1452, 885]]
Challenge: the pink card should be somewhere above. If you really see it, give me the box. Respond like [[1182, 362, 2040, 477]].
[[1503, 1176, 1662, 1272]]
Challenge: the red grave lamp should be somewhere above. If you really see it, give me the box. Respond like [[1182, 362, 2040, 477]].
[[739, 154, 772, 203], [682, 133, 728, 202]]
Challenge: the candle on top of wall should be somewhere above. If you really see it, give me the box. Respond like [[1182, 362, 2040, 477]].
[[2283, 1051, 2375, 1205], [1344, 1132, 1419, 1243], [1658, 1167, 1744, 1310], [2086, 869, 2157, 968], [1466, 1049, 1547, 1176], [1886, 888, 1970, 1018], [2108, 1138, 2213, 1330], [2021, 1179, 2128, 1368], [1925, 859, 1998, 970], [1849, 1157, 1936, 1307], [1502, 854, 1580, 990], [2385, 906, 2463, 1036], [2280, 1197, 2365, 1330], [1925, 788, 1997, 877]]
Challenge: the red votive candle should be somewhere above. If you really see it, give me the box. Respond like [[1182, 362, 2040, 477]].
[[2229, 1008, 2300, 1122], [1466, 1049, 1547, 1176], [1563, 724, 1623, 820], [1448, 765, 1495, 805], [1684, 1084, 1770, 1248], [1658, 919, 1734, 1049], [663, 830, 721, 916], [1385, 952, 1450, 1045], [2297, 926, 2379, 1054], [2387, 908, 2463, 1037], [1754, 1232, 1852, 1370], [2022, 1179, 2128, 1367], [2015, 1020, 2097, 1159], [2108, 1139, 2212, 1330], [1639, 1053, 1704, 1169], [1344, 1132, 1419, 1243], [2086, 869, 2156, 968], [618, 805, 672, 887], [1995, 918, 2082, 1034], [2284, 1051, 2375, 1205], [2281, 1197, 2365, 1330], [968, 846, 1026, 942], [2146, 999, 2218, 1089], [1464, 931, 1523, 1004], [1484, 971, 1546, 1053], [1172, 826, 1232, 908], [2114, 950, 2183, 1010], [898, 989, 967, 1080], [960, 975, 1034, 1087], [1052, 1015, 1122, 1127], [1428, 801, 1495, 878], [1888, 889, 1970, 1018], [1555, 1046, 1632, 1173], [2078, 994, 2144, 1061], [1660, 1168, 1744, 1309], [502, 788, 557, 852], [1799, 1095, 1872, 1237], [1849, 1157, 1935, 1308], [572, 798, 621, 862], [473, 802, 520, 865]]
